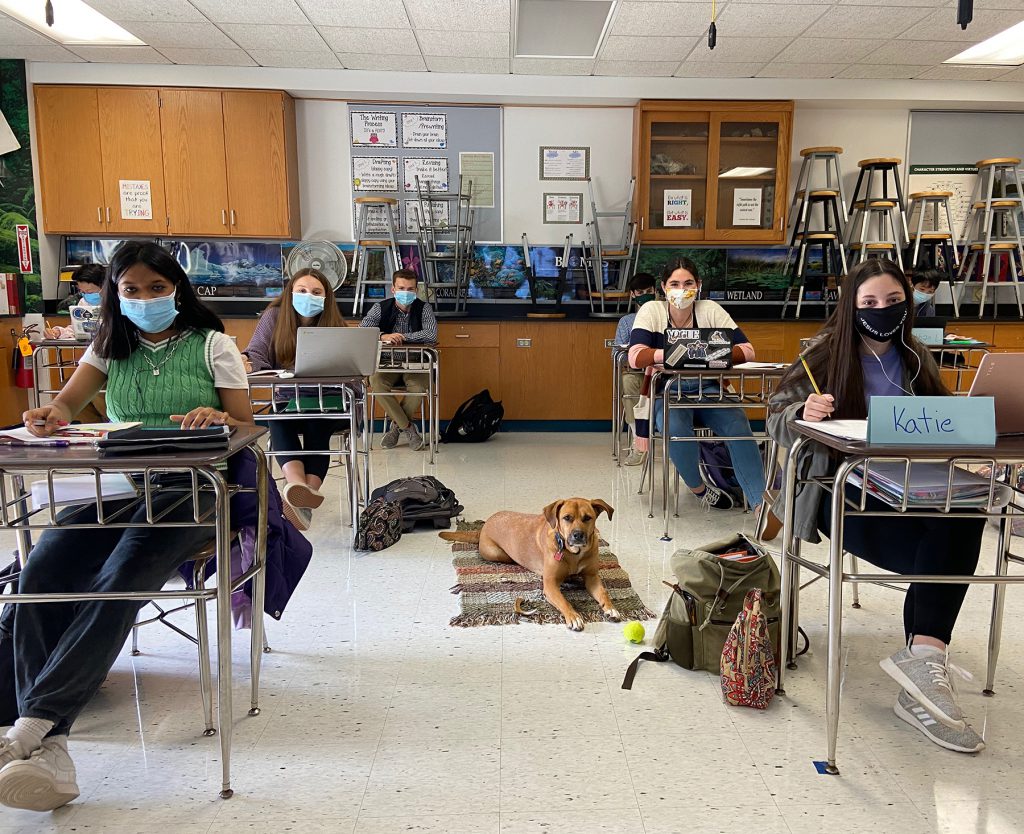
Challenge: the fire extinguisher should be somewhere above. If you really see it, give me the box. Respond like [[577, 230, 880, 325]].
[[12, 329, 33, 390]]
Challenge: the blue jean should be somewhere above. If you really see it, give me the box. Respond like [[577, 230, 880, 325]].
[[653, 382, 767, 507]]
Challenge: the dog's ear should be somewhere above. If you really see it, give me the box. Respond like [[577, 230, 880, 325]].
[[542, 500, 563, 529], [590, 499, 614, 520]]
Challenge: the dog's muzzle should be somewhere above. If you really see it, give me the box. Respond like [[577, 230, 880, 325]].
[[568, 531, 588, 547]]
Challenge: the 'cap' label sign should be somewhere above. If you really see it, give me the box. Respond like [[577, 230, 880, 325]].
[[15, 224, 32, 274]]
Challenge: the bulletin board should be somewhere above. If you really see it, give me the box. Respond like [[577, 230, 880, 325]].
[[348, 103, 502, 243]]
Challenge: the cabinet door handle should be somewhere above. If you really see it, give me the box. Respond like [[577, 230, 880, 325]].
[[230, 209, 236, 226], [97, 207, 103, 223], [455, 334, 470, 339], [640, 216, 645, 231], [106, 206, 111, 223], [222, 209, 227, 225]]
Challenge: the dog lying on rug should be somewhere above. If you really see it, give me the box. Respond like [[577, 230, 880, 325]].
[[440, 498, 620, 631]]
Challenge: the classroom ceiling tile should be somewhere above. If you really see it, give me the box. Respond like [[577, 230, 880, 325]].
[[0, 43, 84, 61], [68, 45, 172, 62], [159, 47, 257, 65], [0, 14, 61, 45], [971, 0, 1024, 8], [296, 0, 412, 27], [859, 38, 967, 63], [610, 2, 710, 36], [756, 61, 849, 78], [674, 61, 768, 77], [246, 48, 342, 67], [772, 37, 877, 63], [681, 35, 793, 62], [337, 52, 428, 71], [915, 64, 1016, 80], [189, 0, 309, 25], [218, 23, 330, 51], [992, 65, 1024, 81], [79, 0, 207, 23], [600, 35, 695, 62], [899, 7, 1022, 41], [418, 29, 509, 57], [831, 0, 947, 5], [712, 3, 828, 37], [120, 21, 238, 48], [835, 63, 932, 78], [593, 59, 681, 75], [424, 56, 511, 73], [512, 56, 596, 74], [317, 26, 419, 53], [809, 5, 931, 37], [405, 0, 510, 32]]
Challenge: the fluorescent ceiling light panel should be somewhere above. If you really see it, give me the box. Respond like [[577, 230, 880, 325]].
[[515, 0, 615, 59], [945, 20, 1024, 66], [0, 0, 144, 45], [720, 167, 774, 178]]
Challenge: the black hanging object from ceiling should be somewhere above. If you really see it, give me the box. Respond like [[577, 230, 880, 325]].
[[707, 0, 717, 49], [44, 0, 54, 26], [957, 0, 973, 29]]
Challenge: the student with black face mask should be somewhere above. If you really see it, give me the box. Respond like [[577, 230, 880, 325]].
[[768, 259, 987, 755]]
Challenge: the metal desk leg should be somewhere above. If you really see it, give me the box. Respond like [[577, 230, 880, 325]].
[[249, 447, 269, 716], [825, 459, 857, 776], [612, 354, 620, 460], [984, 513, 1011, 696], [777, 438, 801, 693], [212, 472, 235, 799], [193, 559, 215, 737], [660, 386, 671, 541]]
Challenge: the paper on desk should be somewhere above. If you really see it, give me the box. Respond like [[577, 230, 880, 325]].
[[795, 419, 868, 441], [0, 422, 140, 445], [733, 362, 788, 370], [31, 473, 138, 510]]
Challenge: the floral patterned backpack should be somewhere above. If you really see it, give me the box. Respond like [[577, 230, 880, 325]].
[[720, 588, 776, 710]]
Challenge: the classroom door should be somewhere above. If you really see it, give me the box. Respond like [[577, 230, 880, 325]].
[[160, 89, 230, 236], [97, 88, 168, 235]]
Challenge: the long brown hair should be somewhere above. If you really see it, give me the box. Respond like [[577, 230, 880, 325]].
[[781, 259, 948, 419], [270, 269, 346, 368]]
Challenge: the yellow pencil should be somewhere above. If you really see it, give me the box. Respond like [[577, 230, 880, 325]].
[[799, 355, 822, 397]]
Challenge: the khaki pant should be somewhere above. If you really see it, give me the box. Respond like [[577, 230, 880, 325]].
[[620, 372, 643, 429], [371, 371, 428, 429]]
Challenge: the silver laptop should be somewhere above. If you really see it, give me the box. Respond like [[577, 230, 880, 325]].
[[968, 353, 1024, 435], [294, 327, 380, 377]]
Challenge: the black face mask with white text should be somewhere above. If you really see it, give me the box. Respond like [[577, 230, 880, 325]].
[[854, 301, 908, 342]]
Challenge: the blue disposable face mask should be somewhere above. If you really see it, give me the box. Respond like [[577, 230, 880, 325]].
[[119, 292, 178, 334], [394, 290, 417, 307], [913, 289, 933, 306], [292, 291, 325, 318], [81, 291, 102, 305]]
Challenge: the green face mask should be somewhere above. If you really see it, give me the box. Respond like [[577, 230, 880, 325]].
[[634, 292, 655, 307]]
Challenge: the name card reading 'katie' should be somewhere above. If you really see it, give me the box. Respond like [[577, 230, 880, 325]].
[[867, 396, 996, 446]]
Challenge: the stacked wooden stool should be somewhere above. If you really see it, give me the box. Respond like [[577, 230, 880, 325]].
[[782, 147, 848, 319], [846, 158, 909, 269], [907, 190, 960, 316], [352, 196, 402, 315], [957, 157, 1024, 318]]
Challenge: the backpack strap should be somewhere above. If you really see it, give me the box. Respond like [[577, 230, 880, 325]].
[[621, 647, 669, 690]]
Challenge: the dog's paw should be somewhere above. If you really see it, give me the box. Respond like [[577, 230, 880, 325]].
[[604, 607, 622, 622], [564, 613, 585, 631]]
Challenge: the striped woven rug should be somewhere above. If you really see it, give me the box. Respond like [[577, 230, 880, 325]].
[[448, 520, 656, 627]]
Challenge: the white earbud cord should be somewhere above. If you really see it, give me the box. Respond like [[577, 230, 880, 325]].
[[860, 328, 921, 396]]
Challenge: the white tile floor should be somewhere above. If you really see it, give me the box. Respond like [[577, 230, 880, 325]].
[[3, 432, 1024, 833]]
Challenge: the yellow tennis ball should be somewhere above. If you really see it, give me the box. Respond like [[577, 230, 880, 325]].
[[623, 621, 645, 644]]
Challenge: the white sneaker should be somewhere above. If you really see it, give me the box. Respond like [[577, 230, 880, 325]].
[[880, 645, 966, 729], [894, 690, 985, 753], [0, 735, 29, 769], [623, 449, 646, 467], [0, 735, 79, 811]]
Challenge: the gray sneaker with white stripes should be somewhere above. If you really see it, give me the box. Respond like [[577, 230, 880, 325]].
[[894, 690, 985, 754]]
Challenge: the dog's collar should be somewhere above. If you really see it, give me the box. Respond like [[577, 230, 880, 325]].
[[553, 532, 565, 561]]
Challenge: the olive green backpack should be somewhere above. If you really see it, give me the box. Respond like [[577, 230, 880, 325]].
[[622, 534, 782, 688]]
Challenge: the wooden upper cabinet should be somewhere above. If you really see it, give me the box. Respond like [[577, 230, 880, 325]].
[[160, 89, 230, 237], [222, 91, 300, 238], [97, 88, 167, 235], [34, 86, 106, 234], [633, 100, 794, 244]]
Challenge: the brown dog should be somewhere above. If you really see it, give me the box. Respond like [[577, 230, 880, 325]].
[[440, 498, 619, 631]]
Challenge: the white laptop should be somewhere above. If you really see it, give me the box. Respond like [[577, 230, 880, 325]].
[[294, 327, 380, 377], [968, 353, 1024, 435]]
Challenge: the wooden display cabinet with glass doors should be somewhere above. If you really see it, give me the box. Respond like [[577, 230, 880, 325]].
[[633, 100, 793, 244]]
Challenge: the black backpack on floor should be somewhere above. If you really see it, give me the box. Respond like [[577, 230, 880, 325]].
[[441, 390, 503, 443], [370, 476, 463, 532]]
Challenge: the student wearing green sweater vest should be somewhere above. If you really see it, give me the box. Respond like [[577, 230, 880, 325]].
[[4, 242, 253, 813]]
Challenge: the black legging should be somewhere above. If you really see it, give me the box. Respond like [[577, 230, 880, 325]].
[[817, 488, 985, 645], [265, 418, 348, 481]]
